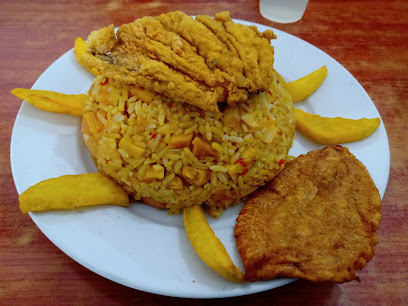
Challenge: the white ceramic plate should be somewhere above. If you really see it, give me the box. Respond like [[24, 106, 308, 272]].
[[10, 21, 390, 298]]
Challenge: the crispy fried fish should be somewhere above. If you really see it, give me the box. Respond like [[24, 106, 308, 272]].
[[79, 11, 276, 112], [234, 146, 381, 283]]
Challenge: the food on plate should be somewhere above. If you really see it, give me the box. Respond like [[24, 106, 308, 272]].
[[11, 88, 87, 117], [286, 66, 327, 102], [19, 173, 129, 213], [275, 71, 287, 86], [74, 37, 99, 76], [11, 9, 384, 286], [235, 145, 381, 282], [83, 71, 294, 217], [184, 205, 244, 283], [295, 108, 381, 144], [79, 11, 277, 112]]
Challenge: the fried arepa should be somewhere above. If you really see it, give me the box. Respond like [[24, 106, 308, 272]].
[[234, 145, 381, 283]]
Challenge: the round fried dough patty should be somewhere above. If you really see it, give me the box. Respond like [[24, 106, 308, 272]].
[[234, 145, 381, 283]]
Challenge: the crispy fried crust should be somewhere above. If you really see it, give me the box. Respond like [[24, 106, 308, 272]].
[[234, 146, 382, 283], [80, 11, 276, 112]]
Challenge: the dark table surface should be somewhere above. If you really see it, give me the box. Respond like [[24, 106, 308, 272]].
[[1, 0, 407, 304]]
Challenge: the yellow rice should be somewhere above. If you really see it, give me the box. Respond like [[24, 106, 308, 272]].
[[83, 71, 295, 217]]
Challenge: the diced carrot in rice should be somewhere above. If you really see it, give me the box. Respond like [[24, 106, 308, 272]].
[[130, 85, 157, 103], [223, 106, 241, 130], [261, 121, 278, 144], [182, 165, 210, 187], [83, 112, 104, 135], [225, 163, 244, 180], [142, 165, 165, 182], [168, 176, 184, 189], [192, 137, 219, 158], [118, 138, 145, 159], [242, 147, 257, 162], [168, 133, 194, 149]]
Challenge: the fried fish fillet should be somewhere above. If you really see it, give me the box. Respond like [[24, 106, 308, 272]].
[[234, 145, 381, 283], [79, 11, 276, 112]]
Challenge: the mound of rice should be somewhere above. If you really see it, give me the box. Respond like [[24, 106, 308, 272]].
[[82, 72, 295, 217]]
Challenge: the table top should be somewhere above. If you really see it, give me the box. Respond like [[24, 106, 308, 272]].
[[1, 0, 407, 304]]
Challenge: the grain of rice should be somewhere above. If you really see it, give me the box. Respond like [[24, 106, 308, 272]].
[[118, 148, 129, 158], [212, 142, 224, 153], [218, 172, 229, 184], [179, 121, 194, 128], [229, 136, 244, 143], [174, 160, 183, 174], [158, 108, 165, 126], [162, 173, 175, 185], [184, 124, 197, 134], [211, 175, 218, 186], [183, 147, 198, 163], [157, 146, 168, 158], [231, 152, 241, 164], [244, 133, 253, 141], [205, 123, 213, 141], [137, 164, 149, 179], [113, 113, 124, 122], [193, 163, 210, 170], [210, 165, 227, 172]]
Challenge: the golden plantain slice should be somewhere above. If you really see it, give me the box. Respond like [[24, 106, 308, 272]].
[[19, 173, 129, 213], [286, 66, 327, 102], [183, 205, 244, 283], [74, 37, 99, 76], [11, 88, 87, 117], [295, 108, 381, 144]]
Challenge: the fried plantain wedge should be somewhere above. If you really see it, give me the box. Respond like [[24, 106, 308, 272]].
[[74, 37, 99, 76], [286, 66, 327, 102], [183, 205, 244, 283], [295, 108, 381, 144], [19, 173, 129, 213], [11, 88, 87, 117]]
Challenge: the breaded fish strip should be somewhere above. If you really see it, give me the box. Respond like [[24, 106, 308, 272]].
[[81, 49, 220, 113], [87, 24, 116, 54], [196, 12, 276, 104], [116, 18, 230, 96], [80, 11, 276, 112], [158, 11, 276, 105], [213, 11, 275, 92], [195, 14, 249, 104], [235, 146, 381, 283], [157, 11, 244, 86], [81, 26, 220, 112]]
